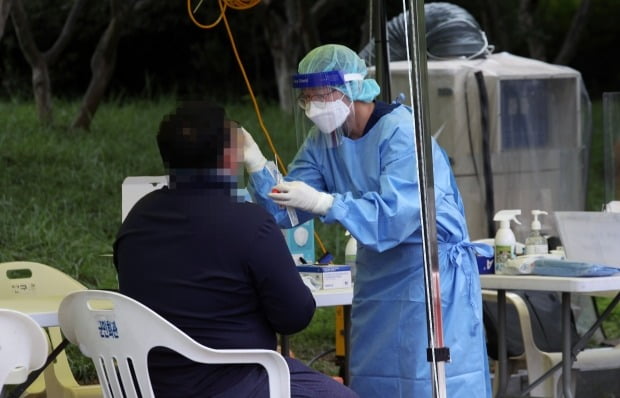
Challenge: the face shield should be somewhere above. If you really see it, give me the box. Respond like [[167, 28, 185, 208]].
[[292, 70, 363, 148]]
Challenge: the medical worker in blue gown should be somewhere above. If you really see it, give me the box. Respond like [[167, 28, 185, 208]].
[[243, 43, 492, 397]]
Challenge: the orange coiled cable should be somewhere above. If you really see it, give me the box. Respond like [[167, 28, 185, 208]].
[[186, 0, 329, 256]]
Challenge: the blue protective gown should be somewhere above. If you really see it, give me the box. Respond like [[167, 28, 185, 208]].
[[248, 104, 491, 397]]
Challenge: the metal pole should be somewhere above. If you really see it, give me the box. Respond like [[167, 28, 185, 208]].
[[372, 0, 392, 102], [405, 1, 449, 397], [561, 292, 574, 398]]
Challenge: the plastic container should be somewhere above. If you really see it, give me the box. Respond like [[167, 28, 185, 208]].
[[476, 251, 495, 274], [472, 239, 495, 274], [344, 231, 357, 283], [525, 210, 549, 255], [493, 210, 521, 274]]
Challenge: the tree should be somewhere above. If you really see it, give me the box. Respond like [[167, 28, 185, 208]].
[[1, 0, 614, 108], [257, 0, 309, 111], [187, 0, 332, 112], [9, 0, 85, 124], [478, 0, 509, 52], [0, 0, 11, 41], [469, 0, 591, 66], [554, 0, 591, 65], [256, 0, 368, 111], [71, 0, 131, 130], [518, 0, 548, 60], [515, 0, 591, 64], [71, 0, 157, 131]]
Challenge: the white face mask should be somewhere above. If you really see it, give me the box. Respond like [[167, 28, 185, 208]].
[[305, 99, 351, 134]]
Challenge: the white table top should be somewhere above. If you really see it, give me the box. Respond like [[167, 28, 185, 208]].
[[11, 276, 618, 326], [0, 295, 65, 327], [480, 274, 620, 294], [312, 288, 353, 307], [0, 288, 354, 328]]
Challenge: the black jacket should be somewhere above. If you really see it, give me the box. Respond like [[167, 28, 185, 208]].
[[114, 179, 316, 397]]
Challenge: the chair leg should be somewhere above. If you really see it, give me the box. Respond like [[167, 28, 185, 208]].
[[43, 328, 103, 398], [554, 370, 577, 398]]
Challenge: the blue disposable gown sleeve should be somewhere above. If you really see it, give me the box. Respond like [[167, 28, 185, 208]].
[[290, 111, 447, 252], [247, 162, 316, 229], [248, 106, 464, 253], [319, 143, 423, 252]]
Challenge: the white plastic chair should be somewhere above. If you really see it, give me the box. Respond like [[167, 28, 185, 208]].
[[58, 290, 291, 398], [482, 289, 620, 397], [0, 261, 102, 397], [0, 309, 49, 395]]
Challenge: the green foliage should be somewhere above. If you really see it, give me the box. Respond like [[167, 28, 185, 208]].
[[3, 0, 620, 106], [289, 307, 340, 376], [596, 297, 620, 340], [587, 101, 620, 339], [0, 98, 167, 286]]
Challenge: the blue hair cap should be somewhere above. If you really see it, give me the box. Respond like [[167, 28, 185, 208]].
[[297, 44, 380, 102]]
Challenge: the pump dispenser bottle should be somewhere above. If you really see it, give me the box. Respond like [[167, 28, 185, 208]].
[[525, 210, 548, 255], [344, 231, 357, 283], [493, 210, 521, 274]]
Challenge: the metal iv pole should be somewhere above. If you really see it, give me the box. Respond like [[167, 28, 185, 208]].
[[405, 1, 449, 396], [370, 1, 448, 396]]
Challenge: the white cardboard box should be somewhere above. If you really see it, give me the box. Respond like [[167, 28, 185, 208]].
[[297, 265, 352, 290], [121, 176, 167, 221]]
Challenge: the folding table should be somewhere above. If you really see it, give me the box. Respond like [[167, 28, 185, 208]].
[[480, 274, 620, 398]]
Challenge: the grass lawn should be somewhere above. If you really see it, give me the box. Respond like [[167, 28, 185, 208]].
[[0, 97, 345, 379], [1, 96, 617, 383]]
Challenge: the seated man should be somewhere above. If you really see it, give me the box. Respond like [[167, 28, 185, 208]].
[[114, 101, 358, 398]]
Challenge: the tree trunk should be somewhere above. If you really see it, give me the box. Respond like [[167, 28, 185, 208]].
[[554, 0, 591, 65], [71, 0, 152, 131], [0, 0, 12, 41], [262, 1, 304, 112], [481, 0, 509, 52], [271, 43, 299, 112], [518, 0, 547, 61], [9, 0, 85, 125], [31, 63, 52, 124], [10, 0, 52, 124], [45, 0, 87, 65], [71, 1, 130, 131], [261, 0, 331, 111]]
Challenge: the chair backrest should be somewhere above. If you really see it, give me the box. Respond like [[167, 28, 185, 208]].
[[482, 289, 561, 397], [58, 290, 291, 398], [0, 261, 86, 300], [0, 261, 99, 397], [0, 309, 49, 393], [483, 289, 580, 359]]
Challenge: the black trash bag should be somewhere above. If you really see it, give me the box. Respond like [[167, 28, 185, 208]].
[[359, 2, 491, 65], [483, 291, 580, 360]]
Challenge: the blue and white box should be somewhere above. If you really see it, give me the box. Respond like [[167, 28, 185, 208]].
[[297, 265, 352, 290], [284, 220, 315, 265]]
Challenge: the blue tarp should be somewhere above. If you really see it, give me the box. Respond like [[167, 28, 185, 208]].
[[532, 258, 620, 277]]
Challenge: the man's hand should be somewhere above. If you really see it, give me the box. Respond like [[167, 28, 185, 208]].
[[268, 181, 334, 215], [242, 128, 267, 173]]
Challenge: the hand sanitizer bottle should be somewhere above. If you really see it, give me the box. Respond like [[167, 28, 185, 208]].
[[525, 210, 548, 255], [344, 231, 357, 283], [493, 210, 521, 274]]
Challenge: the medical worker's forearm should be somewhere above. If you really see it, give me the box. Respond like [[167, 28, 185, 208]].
[[248, 166, 299, 228]]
